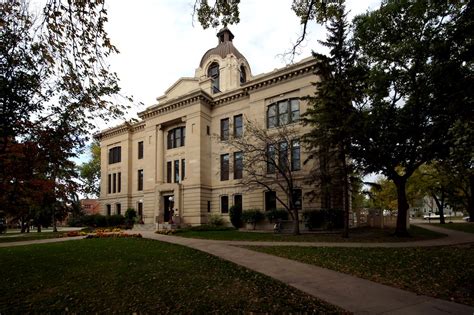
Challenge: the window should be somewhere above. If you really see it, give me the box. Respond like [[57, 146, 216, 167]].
[[118, 172, 121, 193], [108, 146, 121, 164], [167, 161, 172, 183], [234, 114, 243, 138], [112, 173, 117, 193], [234, 151, 243, 179], [221, 195, 229, 213], [220, 118, 229, 141], [137, 202, 143, 218], [292, 189, 302, 210], [174, 160, 180, 183], [279, 142, 289, 171], [181, 159, 186, 180], [106, 204, 111, 216], [207, 125, 210, 135], [220, 154, 229, 181], [167, 127, 186, 149], [267, 99, 300, 128], [138, 169, 143, 191], [291, 140, 301, 171], [207, 201, 211, 213], [267, 144, 276, 174], [138, 141, 144, 159], [234, 194, 242, 211], [240, 65, 246, 84], [208, 62, 220, 93], [116, 203, 121, 215], [108, 174, 111, 194], [265, 191, 277, 211]]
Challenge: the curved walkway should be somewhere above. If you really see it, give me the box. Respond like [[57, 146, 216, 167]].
[[1, 225, 472, 314]]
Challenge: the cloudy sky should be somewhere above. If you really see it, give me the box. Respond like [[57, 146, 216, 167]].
[[102, 0, 381, 129]]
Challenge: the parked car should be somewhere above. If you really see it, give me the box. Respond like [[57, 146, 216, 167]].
[[463, 216, 470, 222]]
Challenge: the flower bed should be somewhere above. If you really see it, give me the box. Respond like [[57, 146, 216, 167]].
[[85, 232, 142, 239]]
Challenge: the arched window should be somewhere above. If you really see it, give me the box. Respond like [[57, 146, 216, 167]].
[[207, 62, 220, 93], [240, 65, 247, 84]]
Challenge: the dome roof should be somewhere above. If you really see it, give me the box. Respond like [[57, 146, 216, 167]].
[[199, 28, 248, 68]]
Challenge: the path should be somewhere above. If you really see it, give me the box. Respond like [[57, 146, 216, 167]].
[[1, 224, 473, 314]]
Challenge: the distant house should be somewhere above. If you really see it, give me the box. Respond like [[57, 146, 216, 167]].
[[80, 199, 100, 215]]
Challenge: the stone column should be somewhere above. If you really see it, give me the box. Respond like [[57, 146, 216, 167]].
[[156, 124, 164, 183]]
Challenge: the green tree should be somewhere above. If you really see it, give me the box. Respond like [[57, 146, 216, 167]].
[[78, 141, 101, 198], [302, 4, 362, 238], [351, 0, 471, 236], [0, 1, 128, 226]]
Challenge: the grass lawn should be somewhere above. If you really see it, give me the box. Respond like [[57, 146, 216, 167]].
[[433, 223, 474, 234], [245, 245, 474, 306], [0, 232, 68, 243], [0, 238, 343, 313], [175, 225, 445, 242]]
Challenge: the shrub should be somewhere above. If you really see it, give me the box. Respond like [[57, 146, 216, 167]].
[[208, 214, 225, 226], [265, 208, 289, 223], [241, 209, 264, 230], [303, 209, 344, 230], [106, 214, 125, 227], [229, 205, 243, 228], [124, 208, 137, 228]]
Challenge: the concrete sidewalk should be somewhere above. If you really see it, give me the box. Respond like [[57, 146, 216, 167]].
[[139, 230, 473, 315]]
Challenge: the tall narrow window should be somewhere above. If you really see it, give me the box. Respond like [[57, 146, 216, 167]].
[[108, 174, 111, 194], [291, 99, 300, 122], [174, 160, 180, 183], [175, 128, 182, 147], [106, 204, 111, 216], [267, 104, 277, 128], [138, 169, 143, 191], [267, 144, 275, 174], [108, 146, 121, 164], [208, 62, 220, 93], [240, 65, 247, 84], [220, 118, 229, 141], [279, 142, 289, 171], [207, 201, 211, 213], [278, 101, 289, 125], [220, 154, 229, 181], [234, 114, 243, 138], [292, 189, 302, 210], [265, 191, 277, 211], [167, 161, 172, 183], [112, 173, 117, 193], [221, 195, 229, 213], [138, 141, 144, 159], [234, 151, 243, 179], [167, 131, 174, 149], [181, 159, 186, 180], [234, 194, 242, 210], [291, 140, 301, 171], [118, 172, 121, 193], [116, 203, 121, 215], [138, 202, 143, 219]]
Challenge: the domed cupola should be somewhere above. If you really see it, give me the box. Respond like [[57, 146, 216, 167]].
[[197, 28, 252, 94]]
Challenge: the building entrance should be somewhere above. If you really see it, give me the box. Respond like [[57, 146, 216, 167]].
[[163, 195, 174, 223]]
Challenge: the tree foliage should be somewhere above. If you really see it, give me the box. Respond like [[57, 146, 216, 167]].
[[78, 141, 101, 198], [0, 1, 127, 229], [351, 0, 472, 235]]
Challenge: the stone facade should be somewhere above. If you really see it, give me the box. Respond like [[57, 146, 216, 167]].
[[96, 29, 339, 228]]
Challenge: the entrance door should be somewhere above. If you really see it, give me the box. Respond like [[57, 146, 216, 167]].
[[163, 195, 174, 223]]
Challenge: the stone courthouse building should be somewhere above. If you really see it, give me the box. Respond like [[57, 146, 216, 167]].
[[96, 28, 330, 228]]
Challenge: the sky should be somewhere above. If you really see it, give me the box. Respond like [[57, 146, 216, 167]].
[[100, 0, 381, 129]]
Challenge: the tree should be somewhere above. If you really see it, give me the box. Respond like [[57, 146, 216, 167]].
[[223, 120, 304, 235], [78, 141, 101, 198], [1, 1, 128, 228], [302, 4, 362, 238], [351, 0, 471, 236]]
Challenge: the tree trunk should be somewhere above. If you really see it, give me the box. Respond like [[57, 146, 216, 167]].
[[394, 178, 410, 236], [340, 147, 349, 238], [21, 219, 26, 233], [292, 209, 300, 235], [432, 192, 445, 224], [469, 174, 474, 222], [52, 207, 58, 232], [37, 225, 41, 233]]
